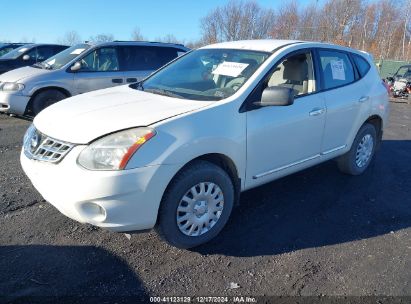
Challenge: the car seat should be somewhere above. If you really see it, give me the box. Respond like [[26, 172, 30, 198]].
[[279, 57, 308, 94]]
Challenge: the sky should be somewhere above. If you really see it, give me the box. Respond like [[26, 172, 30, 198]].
[[0, 0, 324, 44]]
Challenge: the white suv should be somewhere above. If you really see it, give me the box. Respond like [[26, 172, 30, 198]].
[[21, 40, 389, 248]]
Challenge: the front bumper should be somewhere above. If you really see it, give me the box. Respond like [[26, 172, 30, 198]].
[[20, 145, 180, 232], [0, 91, 30, 115]]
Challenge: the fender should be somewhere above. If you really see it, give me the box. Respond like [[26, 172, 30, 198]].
[[28, 81, 73, 98], [126, 101, 247, 190]]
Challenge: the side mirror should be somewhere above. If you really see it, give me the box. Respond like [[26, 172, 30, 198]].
[[70, 61, 82, 72], [256, 86, 295, 107], [22, 55, 30, 61]]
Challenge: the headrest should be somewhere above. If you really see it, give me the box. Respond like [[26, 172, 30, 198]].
[[283, 58, 308, 82]]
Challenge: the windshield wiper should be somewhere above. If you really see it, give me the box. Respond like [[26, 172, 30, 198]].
[[32, 62, 53, 70], [42, 62, 53, 70], [32, 62, 44, 69], [136, 82, 144, 91], [130, 81, 144, 91], [145, 88, 184, 99]]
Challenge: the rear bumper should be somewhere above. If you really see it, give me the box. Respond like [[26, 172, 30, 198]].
[[0, 91, 30, 115]]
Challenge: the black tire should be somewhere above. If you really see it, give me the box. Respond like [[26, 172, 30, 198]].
[[156, 160, 234, 249], [337, 123, 377, 175], [31, 89, 67, 116]]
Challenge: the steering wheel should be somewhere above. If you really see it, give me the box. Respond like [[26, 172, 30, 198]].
[[204, 87, 235, 99], [201, 67, 213, 81], [80, 59, 89, 69]]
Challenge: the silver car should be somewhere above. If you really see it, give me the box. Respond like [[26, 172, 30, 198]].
[[0, 41, 189, 116]]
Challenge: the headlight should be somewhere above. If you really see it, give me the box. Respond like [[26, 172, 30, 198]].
[[77, 127, 156, 170], [23, 124, 35, 146], [0, 82, 25, 92]]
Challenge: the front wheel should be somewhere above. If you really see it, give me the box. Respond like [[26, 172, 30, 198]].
[[337, 123, 377, 175], [30, 89, 67, 116], [156, 160, 234, 249]]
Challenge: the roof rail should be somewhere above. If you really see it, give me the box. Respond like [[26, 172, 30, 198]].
[[113, 40, 185, 47]]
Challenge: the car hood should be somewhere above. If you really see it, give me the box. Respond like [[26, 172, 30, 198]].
[[0, 66, 50, 82], [34, 85, 210, 144]]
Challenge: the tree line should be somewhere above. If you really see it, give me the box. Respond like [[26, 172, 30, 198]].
[[26, 0, 411, 62], [200, 0, 411, 61]]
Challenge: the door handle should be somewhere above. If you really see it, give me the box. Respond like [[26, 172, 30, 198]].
[[358, 96, 369, 103], [112, 78, 123, 84], [126, 78, 137, 83], [309, 108, 325, 116]]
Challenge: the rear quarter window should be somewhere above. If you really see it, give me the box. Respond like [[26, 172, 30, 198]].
[[119, 46, 182, 71], [352, 54, 371, 78]]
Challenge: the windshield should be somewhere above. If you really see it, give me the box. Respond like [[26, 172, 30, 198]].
[[0, 45, 15, 57], [1, 45, 32, 59], [35, 44, 91, 70], [135, 48, 271, 101], [395, 66, 411, 80]]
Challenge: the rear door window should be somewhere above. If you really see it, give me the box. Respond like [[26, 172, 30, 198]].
[[318, 50, 355, 90], [54, 45, 68, 53], [118, 46, 181, 71]]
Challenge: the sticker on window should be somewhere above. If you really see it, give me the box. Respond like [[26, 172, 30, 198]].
[[18, 48, 29, 53], [70, 48, 85, 55], [212, 61, 249, 77], [47, 59, 56, 65], [330, 60, 345, 80]]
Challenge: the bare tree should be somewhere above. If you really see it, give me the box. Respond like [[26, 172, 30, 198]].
[[88, 33, 115, 43], [296, 3, 319, 41], [270, 1, 299, 39], [200, 0, 275, 44], [58, 31, 81, 45], [155, 34, 184, 44], [20, 37, 36, 43], [185, 40, 205, 49], [43, 0, 410, 61], [402, 0, 411, 58], [131, 27, 145, 41]]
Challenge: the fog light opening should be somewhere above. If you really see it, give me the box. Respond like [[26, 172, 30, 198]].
[[80, 202, 107, 223]]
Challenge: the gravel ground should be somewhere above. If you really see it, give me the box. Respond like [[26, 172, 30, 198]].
[[0, 101, 410, 303]]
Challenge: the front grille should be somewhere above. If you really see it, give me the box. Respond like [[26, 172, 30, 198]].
[[23, 125, 74, 163]]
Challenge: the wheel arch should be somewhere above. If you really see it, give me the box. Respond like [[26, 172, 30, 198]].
[[158, 153, 242, 226], [194, 153, 241, 196], [25, 86, 71, 115], [364, 114, 383, 146]]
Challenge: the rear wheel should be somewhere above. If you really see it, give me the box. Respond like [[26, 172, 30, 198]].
[[337, 123, 377, 175], [156, 160, 234, 249], [31, 89, 67, 116]]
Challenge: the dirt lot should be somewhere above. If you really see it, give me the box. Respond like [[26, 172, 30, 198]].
[[0, 101, 410, 303]]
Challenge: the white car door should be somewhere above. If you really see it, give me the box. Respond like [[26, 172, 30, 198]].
[[316, 49, 369, 154], [245, 50, 326, 189], [73, 46, 125, 94]]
